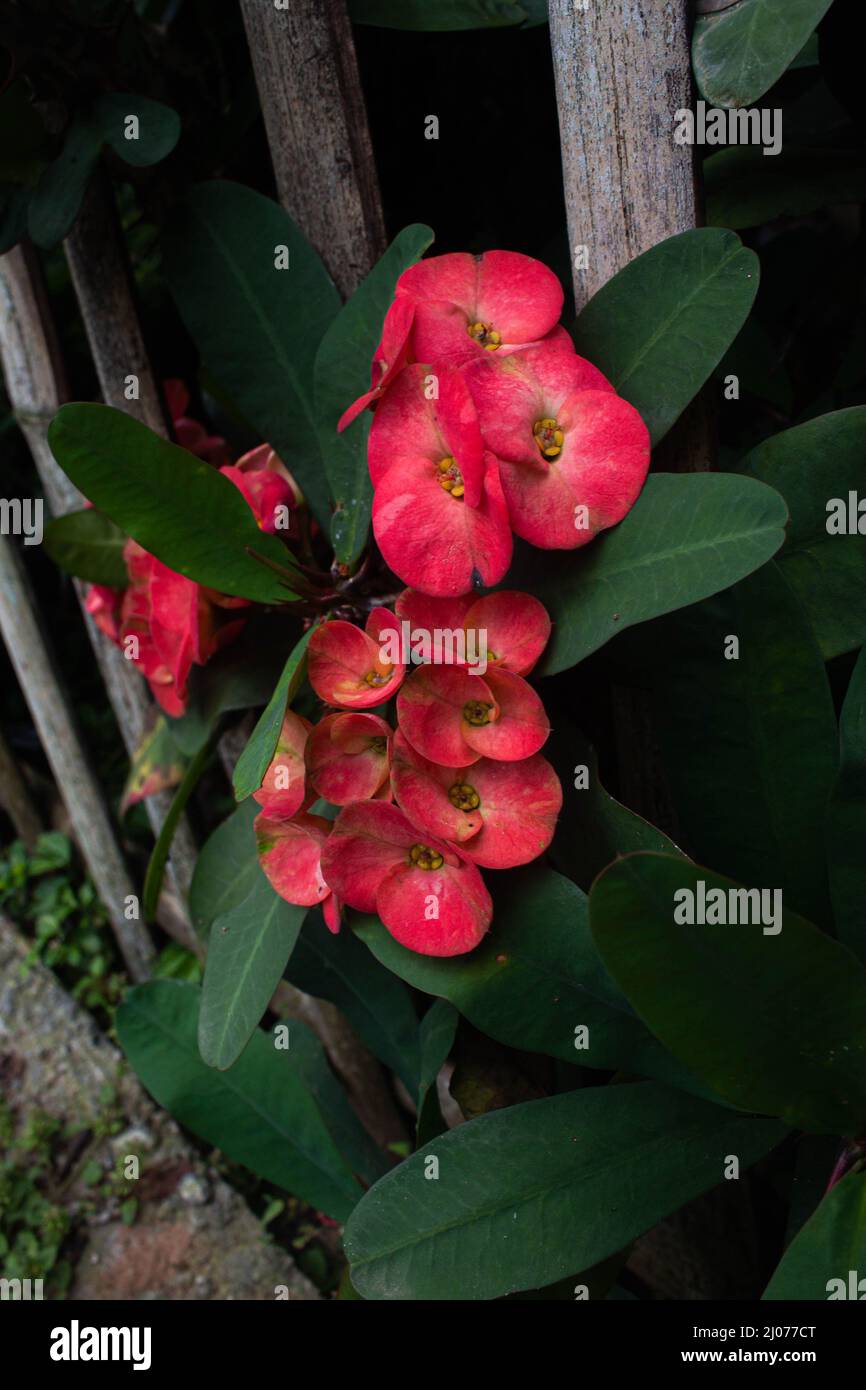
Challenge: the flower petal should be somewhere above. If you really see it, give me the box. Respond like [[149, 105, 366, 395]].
[[460, 667, 549, 761]]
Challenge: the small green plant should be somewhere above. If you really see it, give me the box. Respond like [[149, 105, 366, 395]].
[[0, 1101, 72, 1297], [0, 832, 125, 1021]]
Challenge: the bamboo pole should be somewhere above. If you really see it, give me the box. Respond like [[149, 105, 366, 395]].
[[0, 241, 195, 941], [548, 0, 756, 1297], [548, 0, 714, 833], [0, 535, 154, 980], [239, 0, 386, 298]]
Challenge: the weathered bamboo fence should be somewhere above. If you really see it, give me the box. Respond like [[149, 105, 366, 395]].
[[548, 0, 756, 1298]]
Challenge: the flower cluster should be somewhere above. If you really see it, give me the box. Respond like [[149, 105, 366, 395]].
[[254, 588, 562, 957], [340, 250, 651, 597], [86, 388, 301, 716]]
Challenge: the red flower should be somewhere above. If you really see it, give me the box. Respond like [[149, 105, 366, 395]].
[[394, 587, 551, 677], [466, 339, 650, 549], [307, 608, 405, 709], [219, 444, 301, 533], [85, 584, 122, 642], [253, 710, 312, 818], [396, 662, 549, 766], [119, 541, 241, 717], [338, 296, 416, 431], [255, 809, 341, 934], [163, 379, 229, 466], [320, 801, 491, 956], [367, 364, 484, 500], [391, 730, 562, 869], [305, 712, 392, 805], [373, 449, 512, 598], [391, 250, 564, 369]]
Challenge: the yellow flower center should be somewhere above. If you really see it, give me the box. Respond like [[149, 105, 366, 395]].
[[370, 736, 388, 754], [533, 416, 565, 459], [467, 320, 501, 351], [409, 843, 444, 871], [364, 669, 390, 687], [437, 456, 465, 499], [448, 782, 481, 812], [462, 699, 494, 727]]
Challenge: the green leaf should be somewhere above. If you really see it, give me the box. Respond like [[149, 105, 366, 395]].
[[546, 719, 684, 891], [827, 649, 866, 963], [119, 715, 187, 816], [47, 404, 297, 604], [764, 1166, 866, 1299], [349, 0, 527, 28], [116, 980, 362, 1221], [163, 181, 340, 528], [590, 854, 866, 1134], [199, 871, 305, 1071], [94, 93, 181, 168], [189, 799, 260, 937], [286, 1021, 390, 1188], [27, 117, 102, 249], [573, 229, 759, 446], [415, 999, 458, 1145], [513, 472, 788, 675], [354, 867, 705, 1095], [649, 563, 838, 927], [142, 738, 213, 921], [43, 507, 128, 587], [314, 224, 434, 565], [345, 1080, 785, 1299], [286, 910, 422, 1094], [232, 626, 315, 802], [693, 0, 834, 109], [741, 408, 866, 660], [706, 145, 866, 230]]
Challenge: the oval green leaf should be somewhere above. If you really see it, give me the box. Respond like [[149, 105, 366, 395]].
[[590, 854, 866, 1134], [827, 648, 866, 964], [515, 471, 788, 675], [199, 871, 306, 1071], [116, 980, 363, 1221], [572, 228, 759, 446], [345, 1080, 786, 1299], [43, 507, 128, 587], [693, 0, 834, 109], [95, 93, 181, 168], [47, 403, 297, 604], [741, 408, 866, 660], [163, 180, 340, 529], [764, 1166, 866, 1300], [355, 866, 705, 1096]]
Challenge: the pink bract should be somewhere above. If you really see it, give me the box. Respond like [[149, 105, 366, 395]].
[[393, 250, 564, 369], [390, 730, 562, 869], [320, 800, 492, 957], [307, 609, 405, 709], [305, 712, 392, 805], [253, 710, 312, 818], [466, 340, 651, 549], [367, 364, 484, 504], [338, 296, 416, 431], [255, 809, 341, 933], [396, 663, 549, 766], [394, 588, 550, 677], [372, 449, 512, 598]]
